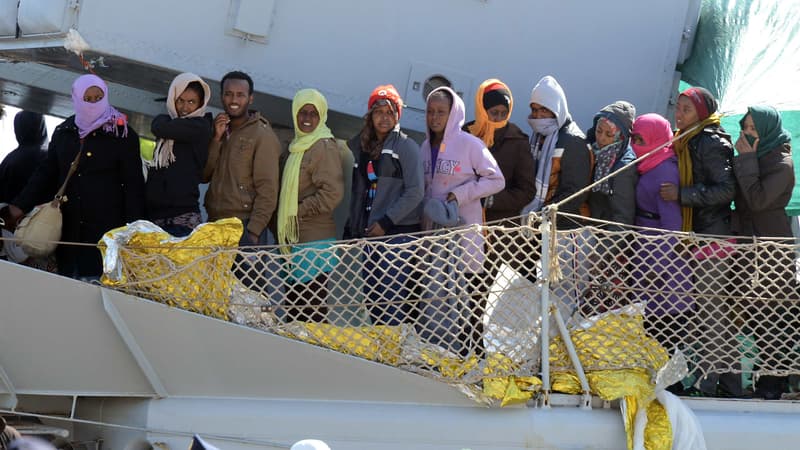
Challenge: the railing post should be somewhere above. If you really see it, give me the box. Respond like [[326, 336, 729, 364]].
[[538, 208, 552, 408]]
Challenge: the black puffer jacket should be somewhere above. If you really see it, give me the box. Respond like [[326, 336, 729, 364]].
[[146, 113, 213, 220], [679, 125, 736, 235]]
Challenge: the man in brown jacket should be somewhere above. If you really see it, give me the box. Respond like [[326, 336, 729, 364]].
[[203, 71, 282, 245]]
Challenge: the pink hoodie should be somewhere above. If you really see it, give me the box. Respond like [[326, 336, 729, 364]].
[[421, 86, 505, 271]]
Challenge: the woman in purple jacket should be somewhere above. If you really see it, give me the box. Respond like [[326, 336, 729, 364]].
[[419, 86, 504, 358], [629, 113, 692, 353]]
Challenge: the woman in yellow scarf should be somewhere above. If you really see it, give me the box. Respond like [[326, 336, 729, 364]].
[[662, 86, 739, 398], [278, 88, 344, 323]]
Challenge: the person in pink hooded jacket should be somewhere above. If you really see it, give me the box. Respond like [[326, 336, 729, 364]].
[[419, 86, 505, 358]]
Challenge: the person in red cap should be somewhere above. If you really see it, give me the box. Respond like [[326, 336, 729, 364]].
[[345, 84, 424, 325]]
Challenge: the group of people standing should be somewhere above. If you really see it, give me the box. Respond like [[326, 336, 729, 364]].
[[0, 71, 795, 379]]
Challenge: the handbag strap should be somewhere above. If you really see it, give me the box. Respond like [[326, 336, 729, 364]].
[[54, 139, 84, 203]]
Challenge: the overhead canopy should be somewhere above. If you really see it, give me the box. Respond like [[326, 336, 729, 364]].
[[680, 0, 800, 114], [680, 0, 800, 215]]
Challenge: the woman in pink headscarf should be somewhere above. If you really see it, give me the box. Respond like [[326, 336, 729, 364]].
[[8, 74, 145, 279], [628, 113, 692, 354]]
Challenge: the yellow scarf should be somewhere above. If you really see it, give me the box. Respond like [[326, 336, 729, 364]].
[[467, 78, 512, 148], [278, 89, 334, 253], [673, 113, 721, 232]]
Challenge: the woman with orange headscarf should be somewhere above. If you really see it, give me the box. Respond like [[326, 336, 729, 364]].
[[464, 79, 535, 282], [465, 79, 535, 224]]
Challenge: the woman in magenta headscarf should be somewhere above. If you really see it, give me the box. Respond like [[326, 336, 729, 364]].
[[9, 74, 145, 279], [629, 113, 692, 355]]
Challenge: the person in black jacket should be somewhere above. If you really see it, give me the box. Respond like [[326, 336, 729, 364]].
[[664, 86, 739, 397], [7, 74, 145, 279], [662, 87, 735, 235], [0, 110, 47, 203], [586, 101, 638, 228], [145, 73, 213, 236]]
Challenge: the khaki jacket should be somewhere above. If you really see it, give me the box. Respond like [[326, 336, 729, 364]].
[[203, 112, 281, 236], [282, 138, 344, 243]]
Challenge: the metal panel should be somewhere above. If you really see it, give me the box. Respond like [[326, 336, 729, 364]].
[[101, 291, 168, 398], [229, 0, 275, 42], [17, 0, 75, 36], [0, 260, 157, 396], [0, 0, 17, 37], [102, 288, 475, 404]]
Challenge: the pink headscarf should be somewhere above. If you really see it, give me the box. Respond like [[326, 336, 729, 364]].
[[71, 74, 128, 139], [631, 113, 676, 174]]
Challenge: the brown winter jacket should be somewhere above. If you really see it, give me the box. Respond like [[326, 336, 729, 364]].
[[203, 111, 282, 237], [280, 137, 344, 243], [732, 143, 794, 237], [464, 121, 535, 223]]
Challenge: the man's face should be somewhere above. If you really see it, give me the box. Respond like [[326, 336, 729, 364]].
[[221, 79, 252, 118]]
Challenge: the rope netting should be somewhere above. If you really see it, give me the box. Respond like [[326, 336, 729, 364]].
[[90, 213, 800, 394], [544, 214, 800, 382]]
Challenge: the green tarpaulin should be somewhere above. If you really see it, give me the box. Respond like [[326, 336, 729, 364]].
[[679, 0, 800, 214]]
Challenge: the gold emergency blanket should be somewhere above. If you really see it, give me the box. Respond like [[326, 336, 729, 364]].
[[283, 322, 542, 406], [99, 218, 243, 320], [549, 305, 672, 450], [281, 323, 405, 365]]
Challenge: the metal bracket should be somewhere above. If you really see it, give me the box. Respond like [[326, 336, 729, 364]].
[[101, 290, 168, 398], [0, 363, 18, 410]]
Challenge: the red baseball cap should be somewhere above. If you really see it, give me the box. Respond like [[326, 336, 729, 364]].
[[368, 84, 403, 119]]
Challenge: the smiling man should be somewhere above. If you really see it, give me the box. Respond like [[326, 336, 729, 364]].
[[202, 70, 282, 245]]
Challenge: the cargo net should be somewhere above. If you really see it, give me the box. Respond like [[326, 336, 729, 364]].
[[545, 213, 800, 385], [98, 213, 800, 391], [100, 219, 544, 388]]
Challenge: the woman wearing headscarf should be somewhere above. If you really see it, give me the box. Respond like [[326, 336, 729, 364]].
[[465, 79, 535, 224], [516, 75, 593, 301], [9, 74, 145, 279], [145, 72, 212, 236], [278, 88, 344, 323], [732, 105, 794, 237], [586, 101, 638, 227], [629, 113, 692, 353], [522, 76, 592, 227], [579, 101, 638, 316], [419, 86, 504, 358], [464, 79, 535, 288], [665, 86, 737, 397], [346, 84, 423, 325], [661, 86, 735, 235], [732, 105, 795, 399]]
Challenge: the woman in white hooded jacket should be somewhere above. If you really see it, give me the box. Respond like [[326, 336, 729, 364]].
[[418, 86, 504, 358]]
